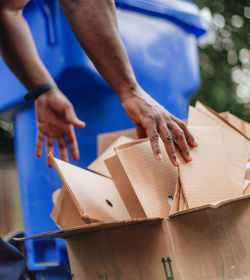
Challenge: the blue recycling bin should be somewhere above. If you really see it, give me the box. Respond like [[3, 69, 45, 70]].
[[0, 0, 206, 278]]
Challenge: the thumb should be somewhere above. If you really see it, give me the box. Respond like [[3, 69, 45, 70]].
[[65, 109, 86, 128]]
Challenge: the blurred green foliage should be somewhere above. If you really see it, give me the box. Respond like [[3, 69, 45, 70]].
[[191, 0, 250, 122]]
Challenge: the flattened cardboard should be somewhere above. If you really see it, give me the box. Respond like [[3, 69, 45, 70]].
[[97, 128, 137, 155], [104, 155, 146, 218], [15, 217, 163, 240], [188, 106, 249, 195], [88, 136, 133, 178], [196, 101, 250, 140], [115, 139, 178, 217], [219, 110, 250, 139], [49, 155, 130, 222], [16, 105, 250, 279], [178, 127, 237, 208]]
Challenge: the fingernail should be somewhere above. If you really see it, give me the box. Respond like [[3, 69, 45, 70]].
[[157, 153, 163, 161], [187, 156, 192, 162], [174, 161, 179, 167]]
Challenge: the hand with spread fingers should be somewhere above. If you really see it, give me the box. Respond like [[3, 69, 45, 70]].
[[121, 87, 198, 166], [34, 88, 85, 166]]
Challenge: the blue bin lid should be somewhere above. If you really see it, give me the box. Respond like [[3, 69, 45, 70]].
[[116, 0, 206, 36]]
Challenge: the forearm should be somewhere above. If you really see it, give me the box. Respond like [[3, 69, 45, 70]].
[[0, 2, 53, 89], [59, 0, 139, 100]]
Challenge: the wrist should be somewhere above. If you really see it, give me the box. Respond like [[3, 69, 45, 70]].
[[118, 82, 141, 102], [24, 81, 57, 101]]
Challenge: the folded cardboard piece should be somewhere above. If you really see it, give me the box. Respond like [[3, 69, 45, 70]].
[[16, 104, 250, 280], [88, 135, 134, 178], [219, 110, 250, 140]]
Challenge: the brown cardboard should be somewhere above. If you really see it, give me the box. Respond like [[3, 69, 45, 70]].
[[15, 217, 162, 240], [88, 136, 133, 178], [188, 106, 249, 195], [97, 128, 137, 155], [196, 101, 250, 140], [169, 179, 180, 215], [16, 197, 250, 280], [166, 197, 250, 279], [243, 180, 250, 195], [51, 185, 88, 228], [15, 105, 250, 279], [178, 126, 237, 208], [49, 154, 130, 222], [246, 168, 250, 180], [115, 138, 178, 217], [219, 111, 250, 139], [104, 155, 146, 218], [179, 188, 188, 211]]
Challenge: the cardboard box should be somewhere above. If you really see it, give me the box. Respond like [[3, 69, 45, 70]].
[[16, 106, 250, 279], [18, 197, 250, 279]]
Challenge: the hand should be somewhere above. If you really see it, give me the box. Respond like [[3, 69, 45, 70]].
[[121, 87, 197, 166], [34, 88, 85, 166]]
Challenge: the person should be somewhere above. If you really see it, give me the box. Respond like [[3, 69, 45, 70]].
[[0, 0, 197, 278], [0, 0, 197, 168]]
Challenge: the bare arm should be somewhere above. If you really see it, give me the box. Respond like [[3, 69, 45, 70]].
[[0, 0, 85, 165], [0, 0, 52, 88], [60, 0, 197, 165]]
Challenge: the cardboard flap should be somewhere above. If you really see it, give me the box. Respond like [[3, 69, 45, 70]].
[[169, 193, 250, 218], [105, 155, 146, 218], [51, 185, 89, 228], [88, 136, 133, 178], [49, 155, 130, 222], [14, 218, 163, 241], [188, 106, 249, 194], [52, 188, 62, 205], [97, 128, 137, 155], [220, 110, 250, 140], [223, 112, 250, 139], [178, 126, 237, 208], [196, 101, 250, 140], [115, 139, 178, 218]]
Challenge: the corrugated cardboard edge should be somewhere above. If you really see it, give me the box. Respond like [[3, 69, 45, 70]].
[[195, 101, 250, 140], [169, 193, 250, 218], [14, 218, 163, 241]]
